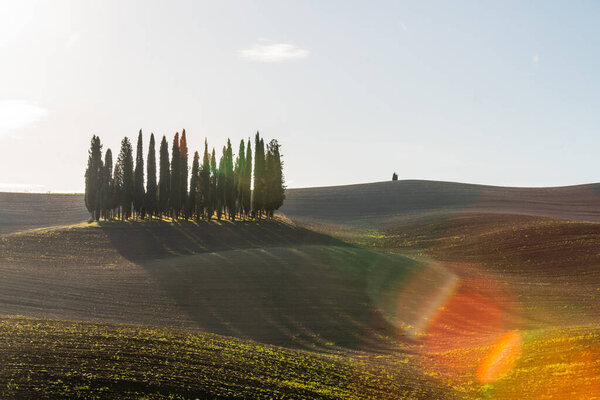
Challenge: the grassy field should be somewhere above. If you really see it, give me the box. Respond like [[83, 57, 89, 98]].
[[0, 316, 452, 399], [3, 180, 600, 398]]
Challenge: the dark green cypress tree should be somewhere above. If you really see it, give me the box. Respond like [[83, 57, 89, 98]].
[[179, 129, 189, 219], [200, 139, 211, 219], [102, 149, 113, 220], [264, 139, 285, 219], [225, 139, 235, 220], [170, 132, 181, 219], [234, 139, 245, 219], [189, 151, 200, 220], [158, 135, 170, 218], [117, 137, 134, 220], [85, 135, 103, 221], [112, 157, 122, 219], [146, 133, 158, 219], [252, 132, 265, 219], [243, 140, 252, 217], [133, 130, 145, 219], [208, 148, 217, 221], [216, 147, 226, 221]]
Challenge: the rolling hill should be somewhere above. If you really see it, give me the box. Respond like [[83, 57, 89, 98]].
[[2, 180, 600, 398]]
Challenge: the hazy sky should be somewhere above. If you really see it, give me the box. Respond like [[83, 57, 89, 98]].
[[1, 1, 600, 192]]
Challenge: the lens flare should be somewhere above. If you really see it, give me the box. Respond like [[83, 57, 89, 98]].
[[476, 330, 522, 383]]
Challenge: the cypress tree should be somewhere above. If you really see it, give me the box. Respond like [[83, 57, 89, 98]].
[[112, 158, 122, 219], [85, 135, 103, 221], [158, 135, 170, 218], [102, 149, 113, 220], [216, 147, 226, 221], [243, 140, 252, 217], [179, 129, 189, 219], [264, 139, 285, 219], [117, 137, 134, 220], [234, 139, 245, 219], [252, 132, 265, 219], [200, 139, 211, 220], [146, 133, 158, 219], [170, 132, 181, 219], [133, 130, 145, 219], [208, 148, 217, 221], [189, 151, 200, 220], [225, 139, 235, 220]]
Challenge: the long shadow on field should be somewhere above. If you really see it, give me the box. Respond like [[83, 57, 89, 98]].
[[100, 220, 419, 352]]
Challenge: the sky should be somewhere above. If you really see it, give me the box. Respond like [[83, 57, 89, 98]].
[[1, 1, 600, 192]]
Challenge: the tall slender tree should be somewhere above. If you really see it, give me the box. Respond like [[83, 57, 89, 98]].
[[112, 157, 122, 219], [117, 137, 134, 220], [146, 133, 158, 219], [208, 148, 217, 221], [200, 139, 211, 219], [264, 139, 285, 219], [252, 132, 265, 219], [234, 139, 246, 219], [102, 149, 113, 220], [216, 147, 227, 220], [133, 130, 145, 218], [158, 135, 170, 218], [189, 151, 200, 220], [85, 135, 103, 221], [179, 129, 189, 219], [170, 132, 181, 219], [243, 139, 252, 217], [224, 139, 235, 220]]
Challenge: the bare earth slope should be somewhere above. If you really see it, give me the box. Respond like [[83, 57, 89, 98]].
[[3, 179, 600, 234], [3, 181, 600, 398], [281, 180, 600, 224], [0, 192, 88, 235]]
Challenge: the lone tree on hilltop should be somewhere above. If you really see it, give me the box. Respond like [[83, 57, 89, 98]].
[[158, 135, 170, 218], [392, 172, 398, 181], [146, 133, 158, 219]]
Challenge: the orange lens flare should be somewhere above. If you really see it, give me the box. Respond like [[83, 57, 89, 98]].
[[476, 330, 522, 383]]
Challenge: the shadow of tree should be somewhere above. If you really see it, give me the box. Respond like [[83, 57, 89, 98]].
[[99, 220, 421, 353]]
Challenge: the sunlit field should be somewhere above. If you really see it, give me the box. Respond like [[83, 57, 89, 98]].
[[2, 180, 600, 398]]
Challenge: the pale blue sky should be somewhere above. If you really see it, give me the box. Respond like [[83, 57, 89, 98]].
[[1, 1, 599, 192]]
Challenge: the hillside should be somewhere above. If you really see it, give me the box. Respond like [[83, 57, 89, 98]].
[[3, 181, 600, 398], [281, 180, 600, 225], [4, 179, 600, 235], [0, 316, 452, 399]]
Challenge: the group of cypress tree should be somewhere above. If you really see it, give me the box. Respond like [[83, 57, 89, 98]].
[[85, 130, 285, 222]]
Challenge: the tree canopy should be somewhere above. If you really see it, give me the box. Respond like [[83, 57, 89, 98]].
[[85, 130, 285, 222]]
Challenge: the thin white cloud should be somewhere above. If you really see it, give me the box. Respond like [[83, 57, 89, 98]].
[[0, 99, 47, 137], [401, 23, 408, 32], [239, 40, 309, 63], [533, 54, 539, 65]]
